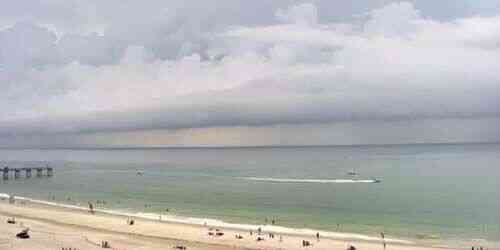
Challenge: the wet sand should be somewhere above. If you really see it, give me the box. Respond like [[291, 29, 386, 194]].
[[0, 200, 488, 250]]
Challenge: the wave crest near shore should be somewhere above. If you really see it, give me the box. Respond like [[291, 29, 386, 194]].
[[0, 192, 411, 245]]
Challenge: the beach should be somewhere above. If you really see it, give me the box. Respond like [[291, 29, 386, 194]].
[[2, 0, 499, 248], [1, 145, 499, 242], [1, 196, 493, 250], [0, 145, 499, 250]]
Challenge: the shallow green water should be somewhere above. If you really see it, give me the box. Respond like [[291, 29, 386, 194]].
[[1, 143, 499, 241]]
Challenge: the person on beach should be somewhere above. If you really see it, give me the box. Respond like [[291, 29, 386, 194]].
[[381, 232, 386, 249], [316, 232, 320, 241], [7, 217, 16, 224], [272, 218, 275, 225], [88, 202, 94, 214], [126, 218, 135, 225], [302, 240, 311, 247], [9, 195, 15, 204]]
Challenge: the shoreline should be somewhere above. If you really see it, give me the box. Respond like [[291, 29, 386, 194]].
[[0, 193, 412, 245], [1, 193, 495, 250]]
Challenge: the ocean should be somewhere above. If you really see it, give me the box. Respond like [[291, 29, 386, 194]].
[[1, 143, 499, 242]]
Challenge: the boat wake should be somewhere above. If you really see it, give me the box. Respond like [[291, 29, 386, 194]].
[[238, 177, 381, 184]]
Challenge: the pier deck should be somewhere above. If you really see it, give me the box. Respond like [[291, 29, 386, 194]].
[[2, 166, 53, 180]]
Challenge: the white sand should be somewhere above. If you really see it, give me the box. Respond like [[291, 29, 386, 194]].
[[0, 199, 494, 250]]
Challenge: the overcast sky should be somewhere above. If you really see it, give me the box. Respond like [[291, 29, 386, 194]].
[[1, 0, 500, 147]]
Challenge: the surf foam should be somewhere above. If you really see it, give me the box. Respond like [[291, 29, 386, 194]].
[[0, 192, 410, 244]]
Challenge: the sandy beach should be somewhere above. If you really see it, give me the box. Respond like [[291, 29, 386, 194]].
[[0, 197, 490, 250]]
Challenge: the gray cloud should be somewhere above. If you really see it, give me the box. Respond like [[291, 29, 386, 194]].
[[0, 1, 500, 145]]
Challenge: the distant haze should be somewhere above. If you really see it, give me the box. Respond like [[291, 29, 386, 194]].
[[1, 1, 500, 147]]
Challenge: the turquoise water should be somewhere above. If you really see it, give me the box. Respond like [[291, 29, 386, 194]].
[[0, 144, 499, 241]]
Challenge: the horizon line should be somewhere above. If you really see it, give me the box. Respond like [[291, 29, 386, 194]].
[[0, 141, 499, 150]]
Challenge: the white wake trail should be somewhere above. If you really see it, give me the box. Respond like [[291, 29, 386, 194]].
[[239, 177, 380, 183]]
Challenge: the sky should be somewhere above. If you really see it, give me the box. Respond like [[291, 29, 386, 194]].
[[1, 0, 500, 147]]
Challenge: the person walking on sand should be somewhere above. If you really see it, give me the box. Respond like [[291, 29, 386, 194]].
[[381, 232, 386, 249], [88, 202, 94, 214], [316, 232, 320, 241]]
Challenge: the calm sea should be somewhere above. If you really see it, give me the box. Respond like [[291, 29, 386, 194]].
[[1, 143, 499, 241]]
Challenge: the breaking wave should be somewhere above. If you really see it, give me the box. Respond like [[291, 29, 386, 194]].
[[0, 192, 409, 245]]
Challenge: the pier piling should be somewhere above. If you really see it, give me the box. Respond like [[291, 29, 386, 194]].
[[0, 166, 53, 180], [2, 167, 8, 180], [36, 168, 43, 177], [14, 169, 20, 179], [46, 167, 53, 177]]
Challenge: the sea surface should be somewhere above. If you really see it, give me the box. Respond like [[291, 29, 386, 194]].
[[0, 143, 499, 242]]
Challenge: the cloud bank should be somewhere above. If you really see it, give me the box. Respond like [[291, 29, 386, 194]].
[[1, 1, 499, 145]]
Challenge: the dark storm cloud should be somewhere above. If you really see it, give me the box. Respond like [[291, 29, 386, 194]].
[[1, 87, 499, 136]]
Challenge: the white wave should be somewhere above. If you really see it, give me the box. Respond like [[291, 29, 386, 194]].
[[0, 192, 410, 245], [239, 177, 381, 183]]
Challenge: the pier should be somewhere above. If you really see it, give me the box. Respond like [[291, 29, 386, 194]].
[[2, 166, 53, 180]]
